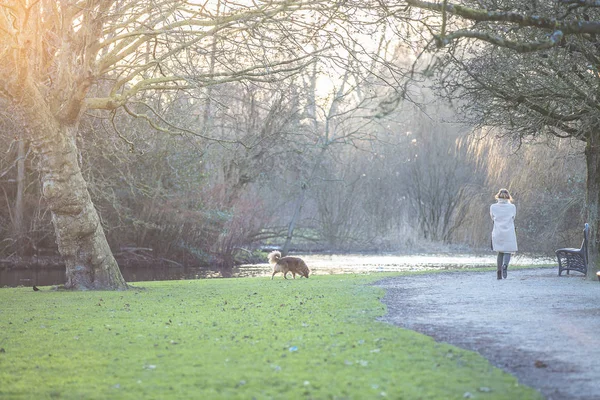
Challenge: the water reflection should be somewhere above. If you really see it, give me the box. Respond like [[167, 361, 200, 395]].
[[0, 265, 231, 288], [0, 268, 65, 288], [1, 253, 555, 288], [240, 253, 555, 276]]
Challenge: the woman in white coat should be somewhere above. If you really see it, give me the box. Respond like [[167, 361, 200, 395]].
[[490, 188, 517, 280]]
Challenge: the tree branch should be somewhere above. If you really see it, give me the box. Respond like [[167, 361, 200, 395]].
[[406, 0, 600, 34], [436, 29, 564, 53]]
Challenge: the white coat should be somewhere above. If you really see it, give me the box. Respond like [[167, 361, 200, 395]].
[[490, 199, 517, 253]]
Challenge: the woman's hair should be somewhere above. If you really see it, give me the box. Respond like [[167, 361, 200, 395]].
[[495, 188, 513, 202]]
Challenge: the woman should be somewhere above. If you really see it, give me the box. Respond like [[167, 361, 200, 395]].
[[490, 188, 517, 280]]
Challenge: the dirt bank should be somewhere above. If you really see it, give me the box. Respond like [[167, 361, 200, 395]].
[[377, 268, 600, 400]]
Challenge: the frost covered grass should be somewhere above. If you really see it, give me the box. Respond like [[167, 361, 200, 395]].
[[0, 273, 541, 399]]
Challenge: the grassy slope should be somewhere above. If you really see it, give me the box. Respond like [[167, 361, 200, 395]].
[[0, 273, 541, 400]]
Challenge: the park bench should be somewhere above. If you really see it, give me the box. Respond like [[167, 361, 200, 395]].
[[556, 223, 589, 276]]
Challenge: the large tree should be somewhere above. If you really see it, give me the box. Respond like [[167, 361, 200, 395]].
[[0, 0, 334, 289], [401, 0, 600, 279]]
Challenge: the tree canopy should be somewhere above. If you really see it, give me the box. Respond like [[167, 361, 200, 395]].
[[0, 0, 411, 288], [403, 0, 600, 279]]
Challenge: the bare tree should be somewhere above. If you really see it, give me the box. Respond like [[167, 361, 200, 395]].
[[0, 0, 335, 289], [399, 0, 600, 278], [457, 133, 587, 253], [404, 109, 473, 243], [0, 108, 50, 259]]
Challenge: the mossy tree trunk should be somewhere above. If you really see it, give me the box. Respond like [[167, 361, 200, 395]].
[[21, 91, 127, 290], [585, 132, 600, 280], [40, 128, 126, 290]]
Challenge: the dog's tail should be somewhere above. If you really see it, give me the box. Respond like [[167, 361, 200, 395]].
[[268, 250, 281, 265]]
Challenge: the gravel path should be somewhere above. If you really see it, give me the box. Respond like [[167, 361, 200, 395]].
[[376, 267, 600, 400]]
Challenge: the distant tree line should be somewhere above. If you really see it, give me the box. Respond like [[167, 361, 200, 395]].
[[0, 0, 590, 285], [401, 0, 599, 279], [0, 82, 586, 268]]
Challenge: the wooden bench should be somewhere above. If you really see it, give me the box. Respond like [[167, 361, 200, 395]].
[[556, 223, 589, 276]]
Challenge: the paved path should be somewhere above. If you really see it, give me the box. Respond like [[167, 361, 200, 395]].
[[376, 268, 600, 400]]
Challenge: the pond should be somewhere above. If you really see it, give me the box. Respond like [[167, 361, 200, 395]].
[[0, 253, 555, 288]]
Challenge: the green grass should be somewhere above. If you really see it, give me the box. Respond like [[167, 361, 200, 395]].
[[0, 273, 542, 400]]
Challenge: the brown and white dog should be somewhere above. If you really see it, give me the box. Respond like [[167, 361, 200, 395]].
[[268, 251, 310, 280]]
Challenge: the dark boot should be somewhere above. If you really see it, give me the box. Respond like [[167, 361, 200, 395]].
[[502, 264, 508, 279], [497, 269, 502, 280]]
